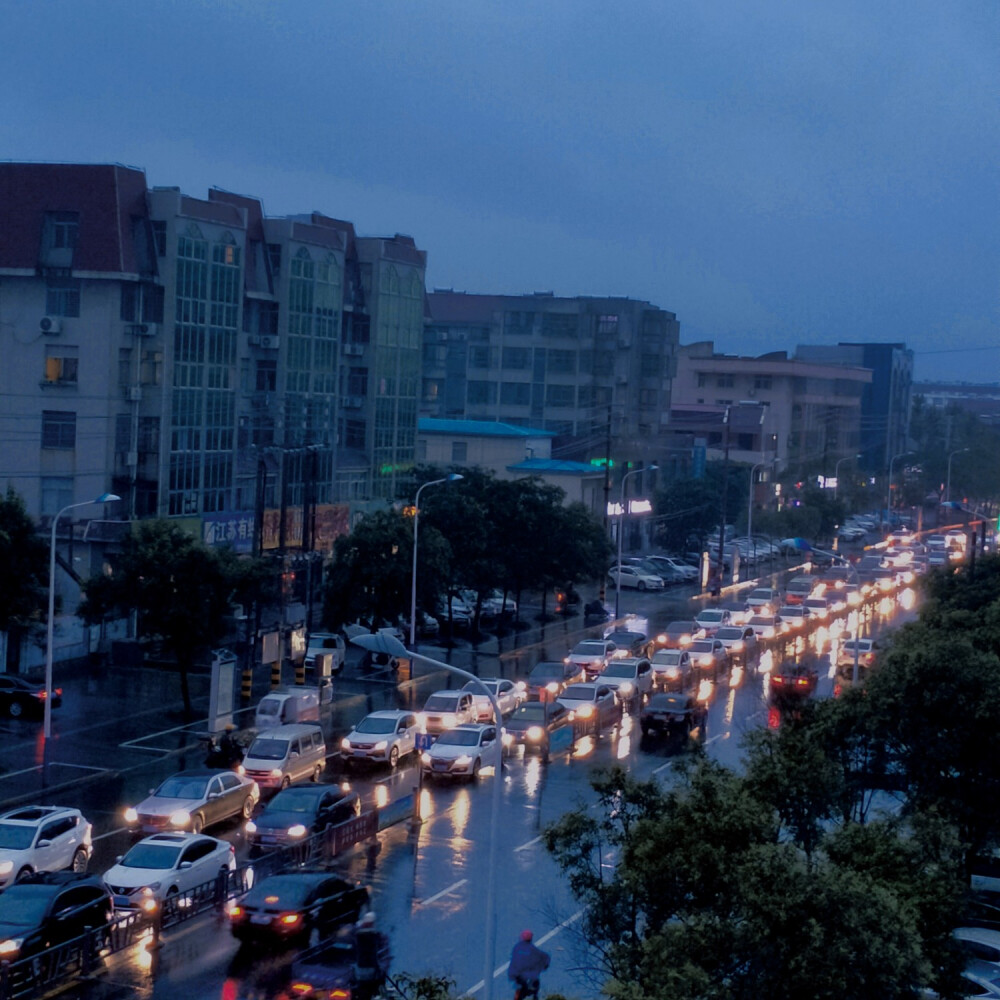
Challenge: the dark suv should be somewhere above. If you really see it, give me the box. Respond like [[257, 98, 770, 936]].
[[246, 784, 361, 856], [0, 872, 113, 961]]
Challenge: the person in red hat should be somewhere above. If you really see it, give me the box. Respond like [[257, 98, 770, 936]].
[[508, 929, 550, 1000]]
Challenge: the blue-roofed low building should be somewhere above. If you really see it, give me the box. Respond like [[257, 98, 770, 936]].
[[506, 458, 606, 512]]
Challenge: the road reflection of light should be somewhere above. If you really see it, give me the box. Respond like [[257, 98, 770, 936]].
[[759, 649, 773, 674], [418, 788, 433, 821], [575, 735, 595, 758], [375, 784, 389, 809], [696, 678, 714, 703], [847, 611, 858, 633], [137, 941, 154, 972], [762, 673, 772, 700], [729, 665, 743, 689], [813, 626, 827, 652], [899, 588, 916, 610], [616, 712, 633, 759], [523, 756, 541, 797], [451, 789, 470, 839], [879, 597, 893, 616], [34, 730, 44, 767], [829, 618, 843, 638], [724, 687, 736, 725]]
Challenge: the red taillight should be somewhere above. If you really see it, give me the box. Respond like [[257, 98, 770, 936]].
[[55, 688, 62, 696], [772, 676, 785, 686], [280, 913, 301, 925], [229, 906, 242, 918], [35, 691, 46, 700], [795, 678, 809, 687]]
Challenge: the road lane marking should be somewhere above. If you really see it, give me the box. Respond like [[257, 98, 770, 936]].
[[415, 878, 467, 907], [514, 835, 543, 852], [704, 734, 723, 745], [652, 759, 673, 775], [94, 826, 131, 842]]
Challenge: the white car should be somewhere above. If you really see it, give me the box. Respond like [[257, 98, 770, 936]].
[[567, 639, 617, 678], [607, 565, 664, 591], [419, 690, 477, 734], [556, 682, 623, 728], [481, 590, 517, 617], [462, 678, 525, 720], [103, 832, 236, 911], [694, 608, 731, 636], [0, 805, 92, 888], [341, 710, 420, 767], [598, 657, 654, 708], [647, 556, 699, 582], [715, 626, 757, 659], [421, 724, 500, 781]]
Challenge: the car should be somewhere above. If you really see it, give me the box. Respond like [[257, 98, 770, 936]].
[[640, 693, 707, 740], [462, 678, 525, 720], [229, 870, 368, 946], [598, 657, 653, 709], [823, 587, 851, 613], [656, 621, 703, 650], [501, 700, 576, 754], [556, 682, 623, 728], [777, 605, 813, 629], [289, 923, 391, 1000], [303, 632, 346, 674], [604, 629, 652, 659], [769, 660, 819, 703], [784, 576, 818, 605], [481, 590, 517, 617], [0, 805, 92, 888], [421, 724, 500, 781], [837, 637, 877, 669], [646, 555, 700, 582], [437, 596, 472, 629], [0, 872, 113, 961], [245, 784, 361, 855], [694, 607, 731, 637], [720, 602, 752, 627], [606, 564, 664, 591], [715, 626, 757, 661], [688, 639, 728, 676], [567, 639, 617, 678], [103, 832, 235, 910], [419, 691, 477, 734], [819, 565, 857, 588], [956, 926, 1000, 966], [123, 768, 260, 834], [400, 611, 440, 639], [745, 588, 778, 613], [803, 596, 830, 619], [928, 550, 950, 568], [341, 710, 420, 768], [748, 614, 779, 639], [650, 649, 693, 691], [927, 533, 947, 551], [525, 660, 587, 700], [0, 675, 62, 719], [837, 525, 867, 542]]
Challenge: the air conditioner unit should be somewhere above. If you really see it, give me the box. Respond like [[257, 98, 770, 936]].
[[343, 343, 364, 356], [259, 335, 280, 350], [39, 316, 61, 335], [132, 323, 157, 337]]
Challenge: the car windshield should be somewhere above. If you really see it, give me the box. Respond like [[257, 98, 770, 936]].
[[246, 876, 319, 908], [354, 716, 398, 734], [528, 664, 562, 683], [463, 680, 499, 696], [121, 843, 182, 870], [602, 663, 635, 678], [653, 651, 681, 664], [257, 697, 282, 716], [698, 611, 724, 623], [436, 730, 481, 747], [608, 633, 641, 646], [424, 695, 459, 712], [689, 642, 714, 653], [781, 608, 804, 617], [154, 777, 209, 799], [512, 704, 549, 722], [750, 616, 774, 625], [0, 885, 54, 925], [268, 788, 324, 813], [0, 823, 36, 850], [648, 696, 687, 712], [716, 628, 744, 641], [750, 591, 773, 600], [560, 686, 595, 701], [573, 642, 606, 656], [246, 739, 290, 762]]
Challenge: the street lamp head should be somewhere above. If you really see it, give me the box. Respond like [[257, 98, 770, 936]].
[[648, 464, 659, 473], [350, 631, 409, 659], [446, 473, 464, 482], [95, 493, 121, 503]]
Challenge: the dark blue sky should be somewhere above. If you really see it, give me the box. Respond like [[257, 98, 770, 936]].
[[3, 0, 997, 381]]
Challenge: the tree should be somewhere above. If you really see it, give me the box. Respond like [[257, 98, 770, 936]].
[[79, 520, 257, 716], [0, 489, 48, 665], [654, 463, 747, 554]]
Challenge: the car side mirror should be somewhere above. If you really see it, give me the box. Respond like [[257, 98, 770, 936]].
[[36, 839, 52, 848], [290, 751, 299, 758], [179, 861, 192, 869], [208, 792, 220, 800], [115, 855, 124, 863]]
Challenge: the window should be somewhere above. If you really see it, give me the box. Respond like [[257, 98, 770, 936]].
[[151, 221, 166, 256], [451, 442, 467, 463], [41, 477, 73, 515], [754, 375, 772, 390], [545, 384, 576, 407], [44, 348, 78, 385], [716, 374, 734, 388], [42, 411, 76, 449], [346, 367, 368, 396], [49, 212, 79, 250], [467, 381, 497, 405], [697, 374, 707, 388], [45, 279, 81, 317], [266, 243, 282, 277], [344, 419, 366, 450], [640, 354, 662, 376], [468, 345, 492, 369], [255, 361, 277, 392], [547, 350, 576, 374], [597, 315, 619, 334], [502, 347, 530, 370], [500, 382, 531, 406]]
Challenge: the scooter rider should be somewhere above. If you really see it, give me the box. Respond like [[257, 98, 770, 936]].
[[508, 929, 550, 1000]]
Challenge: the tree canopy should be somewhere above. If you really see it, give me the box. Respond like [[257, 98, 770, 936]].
[[0, 488, 47, 635]]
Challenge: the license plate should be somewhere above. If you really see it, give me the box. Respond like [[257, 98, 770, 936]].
[[251, 914, 271, 925], [353, 750, 368, 757], [113, 895, 132, 908], [433, 761, 449, 770]]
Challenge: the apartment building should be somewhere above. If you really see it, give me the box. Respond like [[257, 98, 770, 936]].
[[0, 163, 425, 551], [670, 342, 872, 474], [423, 291, 680, 468]]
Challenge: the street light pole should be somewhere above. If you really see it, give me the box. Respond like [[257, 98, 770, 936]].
[[946, 447, 969, 504], [349, 632, 503, 1000], [886, 452, 912, 527], [45, 493, 120, 740], [615, 465, 658, 620], [409, 474, 463, 647], [834, 453, 861, 501]]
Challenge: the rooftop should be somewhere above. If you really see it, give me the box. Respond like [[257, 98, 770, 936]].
[[418, 418, 554, 438]]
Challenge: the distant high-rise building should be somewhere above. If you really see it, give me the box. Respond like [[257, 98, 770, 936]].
[[423, 291, 679, 467]]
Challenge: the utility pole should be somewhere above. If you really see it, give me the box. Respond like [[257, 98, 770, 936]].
[[716, 407, 731, 584], [600, 403, 612, 604]]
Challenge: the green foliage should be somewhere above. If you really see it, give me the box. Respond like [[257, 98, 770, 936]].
[[0, 488, 47, 632], [654, 463, 746, 553]]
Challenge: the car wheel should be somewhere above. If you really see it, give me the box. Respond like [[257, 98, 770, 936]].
[[311, 764, 323, 782], [8, 700, 23, 718], [241, 796, 255, 820], [641, 725, 650, 736], [388, 745, 400, 769], [16, 866, 32, 881], [470, 758, 482, 782], [70, 848, 88, 873], [190, 814, 204, 834], [638, 580, 647, 591]]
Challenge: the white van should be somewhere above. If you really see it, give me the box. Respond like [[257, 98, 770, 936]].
[[304, 633, 346, 674], [240, 724, 327, 790], [255, 689, 321, 731]]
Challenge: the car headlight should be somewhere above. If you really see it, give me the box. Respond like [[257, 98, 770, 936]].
[[546, 682, 560, 694], [124, 807, 138, 824], [245, 820, 257, 834], [0, 861, 13, 876], [664, 667, 679, 678], [680, 636, 692, 646], [169, 810, 191, 827], [416, 713, 427, 727], [576, 704, 594, 718], [270, 768, 283, 777], [441, 713, 457, 729], [287, 824, 307, 838], [0, 938, 23, 957], [618, 682, 633, 695], [341, 737, 352, 751], [421, 753, 432, 765], [142, 882, 162, 892], [237, 764, 246, 775], [515, 681, 526, 692], [526, 726, 544, 741], [454, 755, 472, 767], [699, 655, 712, 666], [656, 634, 667, 644], [502, 733, 514, 747], [732, 641, 743, 652], [373, 741, 388, 751]]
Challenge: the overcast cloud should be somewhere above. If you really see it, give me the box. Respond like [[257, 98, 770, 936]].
[[2, 0, 997, 380]]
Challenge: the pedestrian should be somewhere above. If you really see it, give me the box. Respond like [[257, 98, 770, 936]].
[[508, 929, 550, 1000], [353, 911, 389, 1000], [709, 567, 722, 598]]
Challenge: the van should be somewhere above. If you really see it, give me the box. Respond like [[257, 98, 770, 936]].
[[304, 632, 346, 674], [255, 689, 321, 731], [241, 724, 328, 790]]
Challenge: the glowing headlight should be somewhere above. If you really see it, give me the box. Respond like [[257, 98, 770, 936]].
[[576, 704, 595, 719], [526, 726, 544, 741], [441, 713, 457, 729], [416, 713, 427, 727], [502, 733, 514, 747], [341, 737, 352, 751], [287, 824, 307, 838], [699, 655, 713, 666], [237, 764, 246, 775], [680, 635, 692, 646], [515, 681, 526, 692], [421, 752, 432, 765], [0, 861, 11, 876], [656, 634, 667, 644], [664, 667, 679, 678], [454, 755, 472, 767], [732, 641, 743, 652], [0, 939, 23, 957], [546, 682, 560, 694], [124, 807, 138, 824], [169, 810, 191, 827], [618, 682, 633, 695], [270, 768, 283, 777], [245, 820, 257, 834], [373, 741, 388, 751], [141, 897, 158, 914]]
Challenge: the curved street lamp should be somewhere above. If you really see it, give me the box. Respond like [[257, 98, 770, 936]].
[[615, 465, 658, 619], [833, 453, 862, 501], [349, 631, 503, 1000], [45, 493, 120, 739], [409, 474, 463, 647]]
